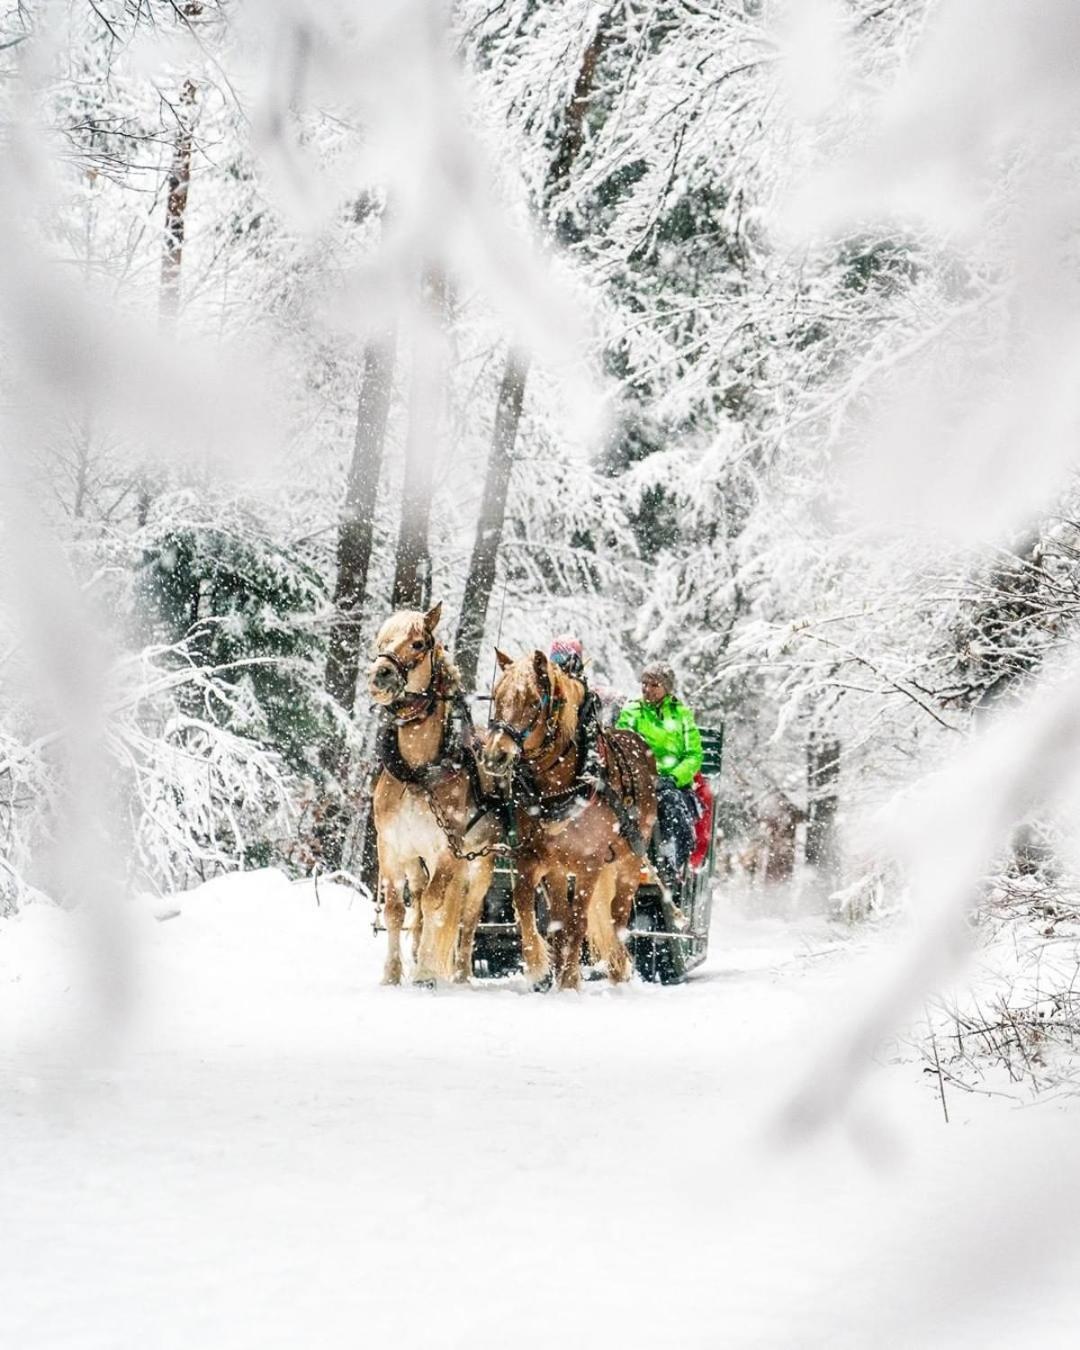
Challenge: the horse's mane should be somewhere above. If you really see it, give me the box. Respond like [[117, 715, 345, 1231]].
[[433, 642, 462, 698]]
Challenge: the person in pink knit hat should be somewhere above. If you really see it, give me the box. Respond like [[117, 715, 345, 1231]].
[[548, 633, 585, 679], [547, 634, 603, 778]]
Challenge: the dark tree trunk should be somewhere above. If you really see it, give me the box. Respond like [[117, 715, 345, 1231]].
[[391, 268, 448, 612], [762, 802, 802, 885], [455, 350, 528, 692], [313, 335, 396, 872], [545, 11, 614, 209], [453, 12, 614, 689], [353, 266, 449, 887], [159, 77, 197, 330], [325, 333, 397, 713], [141, 54, 199, 527], [806, 734, 840, 876]]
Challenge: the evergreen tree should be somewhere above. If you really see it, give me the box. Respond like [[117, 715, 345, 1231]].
[[137, 508, 334, 779]]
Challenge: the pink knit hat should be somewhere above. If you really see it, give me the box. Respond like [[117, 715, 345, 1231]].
[[549, 634, 583, 660]]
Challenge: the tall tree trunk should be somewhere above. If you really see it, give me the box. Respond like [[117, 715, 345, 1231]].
[[391, 267, 448, 611], [544, 11, 614, 211], [325, 333, 397, 713], [761, 796, 802, 885], [333, 269, 447, 882], [158, 76, 197, 330], [453, 12, 614, 688], [313, 334, 396, 872], [454, 350, 528, 692], [806, 733, 840, 877], [139, 54, 199, 527]]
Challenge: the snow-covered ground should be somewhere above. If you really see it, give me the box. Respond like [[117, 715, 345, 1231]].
[[2, 871, 1078, 1349]]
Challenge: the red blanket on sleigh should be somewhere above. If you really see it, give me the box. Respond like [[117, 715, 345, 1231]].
[[689, 773, 714, 871]]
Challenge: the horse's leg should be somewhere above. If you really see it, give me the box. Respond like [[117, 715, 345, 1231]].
[[513, 864, 551, 988], [405, 859, 427, 973], [607, 861, 637, 984], [557, 870, 591, 992], [454, 858, 492, 984], [585, 864, 625, 983], [544, 872, 572, 989], [584, 868, 609, 966], [414, 859, 462, 985], [380, 873, 406, 986]]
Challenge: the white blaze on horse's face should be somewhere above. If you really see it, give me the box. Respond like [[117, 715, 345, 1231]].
[[367, 603, 441, 706]]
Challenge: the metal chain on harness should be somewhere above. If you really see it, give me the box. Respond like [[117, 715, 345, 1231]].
[[422, 776, 510, 862]]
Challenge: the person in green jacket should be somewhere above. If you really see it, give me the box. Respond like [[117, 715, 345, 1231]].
[[616, 663, 702, 882]]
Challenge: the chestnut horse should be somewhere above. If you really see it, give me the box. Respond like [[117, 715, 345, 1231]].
[[368, 603, 498, 985], [479, 650, 657, 990]]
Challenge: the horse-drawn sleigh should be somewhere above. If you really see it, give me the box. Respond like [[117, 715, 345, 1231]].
[[366, 604, 723, 988]]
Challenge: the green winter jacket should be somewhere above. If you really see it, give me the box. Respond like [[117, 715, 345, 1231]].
[[616, 695, 702, 788]]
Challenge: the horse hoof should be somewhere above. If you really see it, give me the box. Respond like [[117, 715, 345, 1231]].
[[381, 965, 403, 986], [529, 971, 553, 993], [412, 971, 438, 990]]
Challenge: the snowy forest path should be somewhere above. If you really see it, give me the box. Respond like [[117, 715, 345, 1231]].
[[0, 874, 1075, 1349]]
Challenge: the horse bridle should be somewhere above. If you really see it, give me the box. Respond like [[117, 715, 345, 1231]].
[[374, 635, 438, 721], [373, 634, 433, 682], [488, 658, 566, 766]]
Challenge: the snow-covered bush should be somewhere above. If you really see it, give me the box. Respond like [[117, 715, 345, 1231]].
[[921, 869, 1080, 1101]]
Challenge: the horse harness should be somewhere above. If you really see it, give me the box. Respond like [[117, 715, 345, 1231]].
[[492, 665, 647, 856], [375, 672, 506, 862], [375, 653, 645, 860]]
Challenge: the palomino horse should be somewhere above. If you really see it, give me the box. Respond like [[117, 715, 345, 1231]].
[[368, 603, 498, 985], [479, 649, 657, 990]]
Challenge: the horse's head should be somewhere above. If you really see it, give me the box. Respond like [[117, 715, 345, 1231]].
[[368, 602, 442, 706], [479, 648, 583, 786]]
